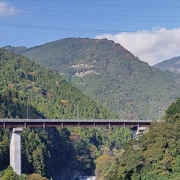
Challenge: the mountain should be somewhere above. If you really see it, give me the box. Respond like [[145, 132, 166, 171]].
[[0, 48, 117, 119], [0, 48, 129, 179], [20, 38, 180, 119], [154, 56, 180, 73], [3, 45, 27, 54]]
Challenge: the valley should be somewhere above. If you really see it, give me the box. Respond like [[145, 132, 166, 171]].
[[2, 37, 180, 180]]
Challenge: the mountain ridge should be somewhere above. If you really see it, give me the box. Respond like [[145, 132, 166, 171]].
[[3, 45, 27, 54], [6, 37, 180, 119], [154, 56, 180, 73]]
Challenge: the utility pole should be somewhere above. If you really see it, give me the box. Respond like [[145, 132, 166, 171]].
[[77, 104, 79, 120], [27, 94, 28, 120], [121, 109, 123, 120], [26, 72, 29, 120], [158, 106, 166, 120], [120, 103, 123, 120]]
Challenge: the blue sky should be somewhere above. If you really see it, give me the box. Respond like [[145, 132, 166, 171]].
[[1, 0, 180, 65]]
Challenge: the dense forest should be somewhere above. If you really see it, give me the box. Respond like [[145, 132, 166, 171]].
[[17, 38, 180, 119], [96, 98, 180, 180], [0, 48, 118, 119], [0, 49, 132, 179], [2, 46, 180, 180]]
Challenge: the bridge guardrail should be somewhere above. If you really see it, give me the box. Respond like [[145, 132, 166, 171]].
[[0, 119, 158, 122]]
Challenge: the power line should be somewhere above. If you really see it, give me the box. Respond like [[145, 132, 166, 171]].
[[0, 22, 119, 32], [25, 0, 180, 9], [2, 6, 179, 19], [0, 22, 128, 33], [1, 6, 180, 23], [15, 12, 180, 23], [0, 22, 180, 36], [14, 9, 172, 18], [10, 10, 180, 22]]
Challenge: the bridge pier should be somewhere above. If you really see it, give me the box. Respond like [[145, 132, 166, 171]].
[[9, 127, 24, 175], [131, 126, 147, 139]]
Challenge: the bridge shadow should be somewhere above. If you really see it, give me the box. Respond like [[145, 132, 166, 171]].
[[21, 127, 87, 179]]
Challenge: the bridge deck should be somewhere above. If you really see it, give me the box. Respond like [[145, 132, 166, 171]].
[[0, 119, 157, 128]]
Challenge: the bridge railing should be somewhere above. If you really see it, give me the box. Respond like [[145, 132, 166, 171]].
[[0, 119, 156, 122]]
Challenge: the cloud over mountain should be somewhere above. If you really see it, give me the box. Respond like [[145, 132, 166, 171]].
[[0, 1, 18, 16], [96, 28, 180, 65]]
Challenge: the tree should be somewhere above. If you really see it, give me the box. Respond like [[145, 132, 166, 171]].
[[28, 173, 47, 180]]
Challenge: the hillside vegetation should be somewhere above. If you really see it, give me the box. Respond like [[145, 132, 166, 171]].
[[0, 48, 117, 119], [20, 38, 180, 119], [96, 98, 180, 180], [0, 49, 132, 179]]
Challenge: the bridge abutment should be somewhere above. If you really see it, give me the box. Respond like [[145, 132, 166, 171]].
[[131, 126, 148, 139], [9, 127, 24, 175]]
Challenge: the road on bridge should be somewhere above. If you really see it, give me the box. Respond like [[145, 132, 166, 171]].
[[0, 119, 155, 128]]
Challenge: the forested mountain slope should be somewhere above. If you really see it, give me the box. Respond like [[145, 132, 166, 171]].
[[154, 56, 180, 73], [20, 38, 180, 119], [96, 98, 180, 180], [0, 48, 116, 119], [0, 49, 132, 179]]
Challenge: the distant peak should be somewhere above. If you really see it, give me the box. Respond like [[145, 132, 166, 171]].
[[2, 45, 27, 54]]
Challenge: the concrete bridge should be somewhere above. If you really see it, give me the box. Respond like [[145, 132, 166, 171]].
[[0, 119, 152, 128], [0, 119, 156, 175]]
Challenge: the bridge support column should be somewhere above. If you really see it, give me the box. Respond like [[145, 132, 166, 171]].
[[9, 127, 24, 175], [131, 127, 147, 139]]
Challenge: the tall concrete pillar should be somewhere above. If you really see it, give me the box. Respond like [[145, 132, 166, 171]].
[[131, 127, 138, 139], [9, 127, 24, 175]]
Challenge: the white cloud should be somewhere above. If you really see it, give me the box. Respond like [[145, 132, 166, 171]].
[[0, 1, 18, 16], [95, 27, 180, 65]]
